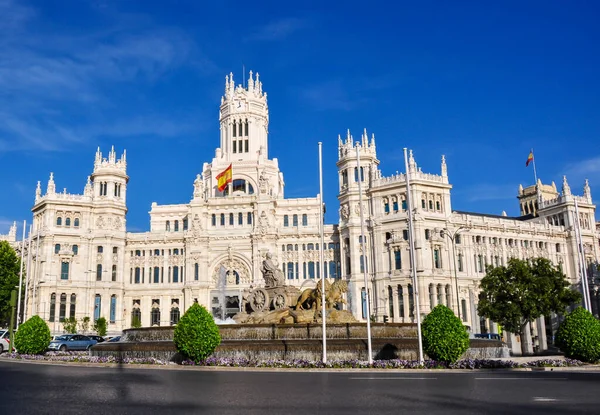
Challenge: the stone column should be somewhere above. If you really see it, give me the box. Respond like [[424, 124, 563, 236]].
[[392, 286, 399, 323], [469, 289, 480, 333], [491, 321, 499, 334], [521, 322, 534, 355]]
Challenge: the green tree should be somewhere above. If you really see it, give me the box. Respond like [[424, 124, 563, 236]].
[[478, 258, 580, 355], [62, 316, 78, 334], [130, 315, 142, 328], [93, 317, 107, 337], [79, 316, 90, 334], [0, 241, 22, 327], [174, 303, 221, 363], [555, 307, 600, 363], [421, 304, 470, 363], [14, 315, 51, 355]]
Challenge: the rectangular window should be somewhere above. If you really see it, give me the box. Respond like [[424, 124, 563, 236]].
[[384, 202, 390, 213], [458, 254, 463, 272], [154, 267, 160, 284], [110, 296, 116, 323], [308, 261, 315, 278], [287, 262, 294, 280], [434, 249, 441, 268], [303, 262, 307, 279], [244, 139, 248, 153], [329, 261, 337, 278], [96, 264, 103, 281], [402, 200, 407, 211], [229, 213, 234, 226], [244, 121, 248, 136], [283, 215, 289, 226], [233, 140, 237, 153], [394, 250, 402, 270], [61, 262, 69, 280], [94, 295, 101, 321], [247, 212, 252, 224], [173, 266, 179, 283], [302, 214, 308, 226], [393, 201, 398, 211], [220, 214, 225, 226], [232, 123, 236, 138], [135, 267, 141, 284], [194, 263, 199, 280], [212, 214, 216, 226], [293, 214, 298, 226], [112, 265, 117, 281], [238, 212, 243, 225]]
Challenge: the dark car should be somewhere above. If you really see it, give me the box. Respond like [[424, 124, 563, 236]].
[[87, 335, 105, 343], [107, 336, 121, 342]]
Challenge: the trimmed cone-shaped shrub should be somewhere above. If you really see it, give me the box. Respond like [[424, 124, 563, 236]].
[[174, 303, 221, 363], [422, 304, 469, 363], [14, 315, 52, 354], [556, 307, 600, 363]]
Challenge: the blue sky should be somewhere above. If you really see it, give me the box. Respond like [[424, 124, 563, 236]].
[[1, 0, 599, 235]]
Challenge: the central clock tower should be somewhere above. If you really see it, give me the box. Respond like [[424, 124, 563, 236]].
[[218, 71, 269, 162]]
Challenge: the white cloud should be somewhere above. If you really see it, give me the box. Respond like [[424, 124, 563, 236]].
[[246, 17, 309, 41], [0, 1, 212, 153], [565, 156, 600, 178]]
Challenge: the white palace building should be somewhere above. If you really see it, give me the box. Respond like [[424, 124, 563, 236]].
[[2, 71, 599, 354]]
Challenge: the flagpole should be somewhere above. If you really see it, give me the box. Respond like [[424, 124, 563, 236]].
[[318, 142, 327, 363], [531, 148, 538, 184], [404, 148, 424, 365], [574, 199, 591, 311], [16, 220, 26, 329], [24, 224, 33, 320], [356, 144, 373, 365]]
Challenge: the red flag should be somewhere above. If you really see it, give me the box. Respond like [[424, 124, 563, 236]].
[[216, 164, 232, 191], [525, 151, 534, 167]]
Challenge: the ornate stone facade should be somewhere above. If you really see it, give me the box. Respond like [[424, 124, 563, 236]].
[[12, 71, 599, 351]]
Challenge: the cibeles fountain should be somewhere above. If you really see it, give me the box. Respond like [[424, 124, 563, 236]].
[[91, 252, 508, 362]]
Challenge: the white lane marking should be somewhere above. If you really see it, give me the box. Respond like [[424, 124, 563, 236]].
[[533, 397, 558, 402], [349, 377, 437, 380], [475, 377, 568, 380]]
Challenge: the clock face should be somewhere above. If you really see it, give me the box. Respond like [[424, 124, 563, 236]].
[[235, 101, 244, 112]]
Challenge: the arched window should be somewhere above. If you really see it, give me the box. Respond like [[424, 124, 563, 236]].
[[110, 295, 117, 323], [151, 303, 160, 326], [397, 285, 405, 318], [384, 199, 390, 213], [437, 284, 443, 305], [229, 213, 234, 225], [293, 214, 298, 226], [96, 264, 103, 281], [70, 294, 76, 319], [174, 220, 179, 232], [55, 244, 61, 254], [429, 200, 433, 210], [238, 212, 243, 225], [220, 214, 225, 226], [65, 218, 71, 227], [74, 218, 80, 227], [59, 293, 67, 322], [173, 248, 179, 255], [154, 249, 160, 256], [49, 293, 56, 322], [56, 217, 62, 226], [166, 221, 171, 231], [247, 212, 252, 224], [170, 307, 181, 325], [97, 246, 103, 254]]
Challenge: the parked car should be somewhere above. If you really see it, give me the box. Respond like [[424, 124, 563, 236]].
[[47, 334, 97, 351], [474, 333, 502, 341], [107, 336, 121, 342], [87, 335, 105, 343], [0, 329, 11, 353]]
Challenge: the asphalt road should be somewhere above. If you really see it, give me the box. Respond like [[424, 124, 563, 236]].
[[1, 361, 600, 414]]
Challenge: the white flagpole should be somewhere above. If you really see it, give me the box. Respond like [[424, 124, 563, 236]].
[[404, 148, 424, 365], [318, 142, 327, 363], [531, 148, 538, 184], [23, 224, 33, 320], [32, 229, 41, 316], [356, 144, 373, 364], [574, 199, 591, 311], [16, 220, 26, 329]]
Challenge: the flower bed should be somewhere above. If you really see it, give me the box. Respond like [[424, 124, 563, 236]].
[[2, 352, 585, 370], [181, 356, 585, 369]]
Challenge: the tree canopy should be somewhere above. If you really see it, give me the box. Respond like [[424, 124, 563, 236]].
[[478, 258, 580, 346], [0, 241, 22, 326]]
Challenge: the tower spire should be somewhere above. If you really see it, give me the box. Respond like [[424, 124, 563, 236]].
[[47, 172, 56, 195], [441, 155, 447, 177], [561, 175, 571, 196]]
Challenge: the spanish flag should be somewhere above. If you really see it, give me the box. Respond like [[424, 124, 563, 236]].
[[525, 151, 534, 167], [216, 164, 232, 191]]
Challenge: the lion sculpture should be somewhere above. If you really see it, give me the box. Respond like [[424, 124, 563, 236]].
[[295, 279, 348, 311]]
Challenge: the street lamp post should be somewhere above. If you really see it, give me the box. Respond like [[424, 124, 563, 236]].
[[441, 226, 467, 322]]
